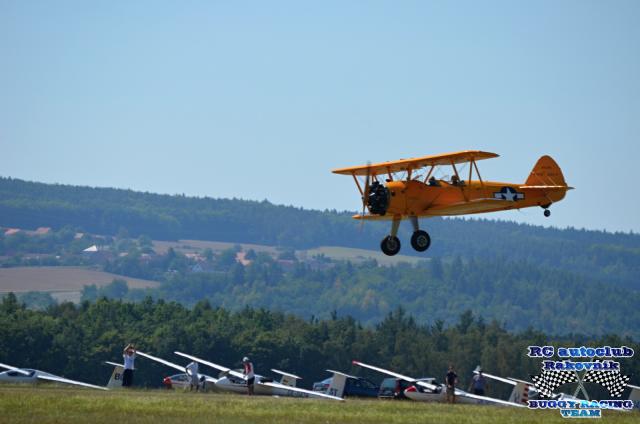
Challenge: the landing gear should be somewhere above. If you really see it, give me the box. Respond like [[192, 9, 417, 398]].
[[379, 216, 432, 256], [381, 217, 402, 256], [409, 216, 431, 252], [544, 209, 551, 217], [381, 236, 401, 256], [411, 230, 431, 252]]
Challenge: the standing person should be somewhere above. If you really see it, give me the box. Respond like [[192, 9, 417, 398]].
[[186, 361, 200, 392], [445, 364, 458, 403], [242, 356, 255, 396], [468, 367, 488, 396], [122, 344, 136, 388]]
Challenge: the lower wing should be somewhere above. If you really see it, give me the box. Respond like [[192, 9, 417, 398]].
[[37, 374, 108, 390], [454, 389, 525, 407], [0, 362, 31, 376], [259, 381, 344, 401]]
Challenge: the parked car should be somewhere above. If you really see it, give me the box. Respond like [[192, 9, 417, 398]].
[[313, 376, 379, 398]]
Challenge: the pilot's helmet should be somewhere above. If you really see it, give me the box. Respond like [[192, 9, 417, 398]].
[[243, 357, 250, 362]]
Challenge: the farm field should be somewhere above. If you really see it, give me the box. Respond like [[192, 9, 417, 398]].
[[153, 239, 424, 265], [0, 266, 159, 302], [0, 386, 636, 424]]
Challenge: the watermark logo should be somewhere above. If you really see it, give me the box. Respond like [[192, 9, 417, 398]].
[[526, 345, 635, 418]]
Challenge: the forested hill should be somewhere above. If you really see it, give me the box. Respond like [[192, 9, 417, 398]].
[[1, 177, 639, 290]]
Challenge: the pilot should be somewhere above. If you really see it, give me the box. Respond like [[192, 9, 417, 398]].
[[186, 361, 199, 391], [243, 356, 255, 395], [445, 364, 458, 403], [428, 176, 440, 186], [468, 367, 488, 396], [122, 343, 136, 388], [450, 175, 460, 185]]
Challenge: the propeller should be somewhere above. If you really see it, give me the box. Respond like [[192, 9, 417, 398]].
[[360, 162, 371, 231]]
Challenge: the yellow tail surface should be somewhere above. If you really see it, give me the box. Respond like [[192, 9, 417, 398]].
[[525, 155, 567, 186]]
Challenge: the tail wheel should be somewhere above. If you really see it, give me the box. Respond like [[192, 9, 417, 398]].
[[544, 209, 551, 217], [380, 236, 401, 256], [410, 230, 431, 252]]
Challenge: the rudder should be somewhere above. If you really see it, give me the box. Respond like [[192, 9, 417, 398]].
[[105, 361, 125, 389], [525, 155, 567, 186], [509, 382, 530, 405], [326, 370, 354, 398]]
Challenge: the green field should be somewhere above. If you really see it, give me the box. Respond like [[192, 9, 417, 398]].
[[1, 386, 636, 424]]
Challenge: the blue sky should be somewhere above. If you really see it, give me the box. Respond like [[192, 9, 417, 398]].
[[1, 1, 639, 233]]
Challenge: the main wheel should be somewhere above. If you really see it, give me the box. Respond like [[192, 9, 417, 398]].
[[380, 235, 401, 256], [544, 209, 551, 217], [410, 230, 431, 252]]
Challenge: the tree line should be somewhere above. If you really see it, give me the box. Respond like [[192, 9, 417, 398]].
[[1, 295, 637, 398]]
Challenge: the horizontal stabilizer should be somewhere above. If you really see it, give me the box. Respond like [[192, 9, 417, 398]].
[[519, 185, 573, 190], [327, 369, 358, 380]]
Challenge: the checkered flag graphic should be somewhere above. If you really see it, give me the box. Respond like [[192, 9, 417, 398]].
[[531, 369, 578, 397], [583, 361, 631, 398]]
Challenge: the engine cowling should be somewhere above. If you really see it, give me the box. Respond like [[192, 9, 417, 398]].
[[367, 181, 390, 215]]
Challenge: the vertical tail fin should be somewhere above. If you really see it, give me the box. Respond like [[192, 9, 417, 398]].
[[508, 381, 530, 405], [326, 370, 354, 399], [105, 361, 124, 389], [271, 369, 302, 387], [525, 155, 567, 186]]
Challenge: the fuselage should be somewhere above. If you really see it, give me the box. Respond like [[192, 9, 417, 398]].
[[0, 369, 51, 384], [378, 179, 568, 217], [215, 374, 311, 398]]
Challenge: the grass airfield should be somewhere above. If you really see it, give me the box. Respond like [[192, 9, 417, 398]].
[[1, 386, 637, 424]]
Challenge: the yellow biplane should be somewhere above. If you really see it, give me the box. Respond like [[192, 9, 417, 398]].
[[332, 151, 572, 256]]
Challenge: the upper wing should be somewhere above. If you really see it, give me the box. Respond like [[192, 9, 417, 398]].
[[259, 381, 344, 401], [138, 351, 218, 384], [175, 351, 245, 380], [271, 369, 302, 380], [352, 360, 438, 391], [333, 151, 499, 176], [0, 362, 31, 376], [473, 369, 517, 386], [37, 373, 108, 390], [137, 351, 188, 374], [476, 372, 539, 396], [454, 389, 525, 408]]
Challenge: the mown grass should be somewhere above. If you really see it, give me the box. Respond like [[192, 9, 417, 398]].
[[0, 385, 636, 424]]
